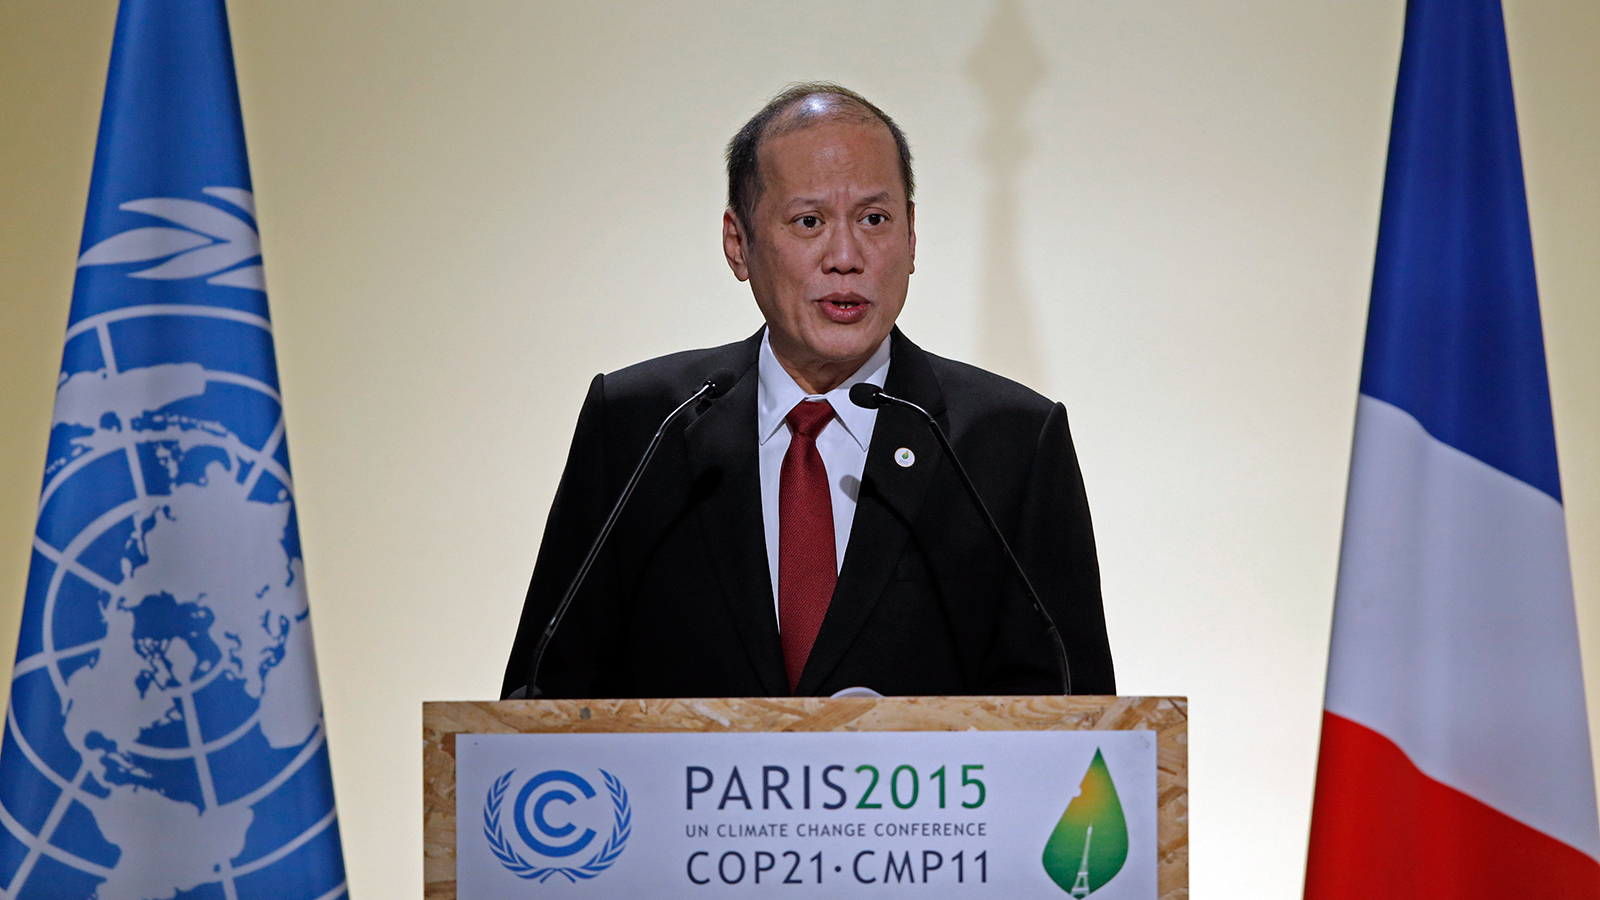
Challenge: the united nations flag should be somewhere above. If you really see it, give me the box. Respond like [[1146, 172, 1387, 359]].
[[0, 2, 348, 898]]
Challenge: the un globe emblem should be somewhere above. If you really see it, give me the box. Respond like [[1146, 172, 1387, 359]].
[[0, 302, 344, 900], [482, 768, 631, 882]]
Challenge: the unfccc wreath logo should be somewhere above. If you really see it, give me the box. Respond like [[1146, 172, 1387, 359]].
[[483, 769, 631, 882]]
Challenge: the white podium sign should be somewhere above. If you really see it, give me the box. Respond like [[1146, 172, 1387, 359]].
[[455, 730, 1157, 899]]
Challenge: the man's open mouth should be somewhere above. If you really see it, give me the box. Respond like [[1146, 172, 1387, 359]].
[[819, 292, 868, 309], [816, 293, 870, 323]]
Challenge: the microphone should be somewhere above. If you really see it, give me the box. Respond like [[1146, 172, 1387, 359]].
[[516, 368, 739, 698], [849, 382, 1073, 694]]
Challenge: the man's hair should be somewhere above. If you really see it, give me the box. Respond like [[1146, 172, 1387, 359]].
[[725, 82, 914, 235]]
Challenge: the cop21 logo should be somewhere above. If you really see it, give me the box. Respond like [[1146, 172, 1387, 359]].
[[483, 769, 631, 882], [1042, 750, 1129, 897]]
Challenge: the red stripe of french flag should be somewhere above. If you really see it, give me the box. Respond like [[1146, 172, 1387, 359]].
[[1309, 713, 1598, 899], [1306, 1, 1600, 895]]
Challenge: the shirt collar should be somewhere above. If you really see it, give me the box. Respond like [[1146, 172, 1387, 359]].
[[757, 328, 891, 450]]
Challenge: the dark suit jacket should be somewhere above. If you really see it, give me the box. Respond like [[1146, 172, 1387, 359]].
[[501, 328, 1114, 699]]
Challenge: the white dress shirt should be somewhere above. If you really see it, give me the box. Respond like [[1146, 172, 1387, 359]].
[[758, 329, 891, 625]]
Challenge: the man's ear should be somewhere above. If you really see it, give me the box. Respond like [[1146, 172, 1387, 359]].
[[906, 200, 916, 275], [723, 208, 751, 282]]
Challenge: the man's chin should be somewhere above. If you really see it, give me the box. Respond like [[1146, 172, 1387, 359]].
[[801, 331, 889, 369]]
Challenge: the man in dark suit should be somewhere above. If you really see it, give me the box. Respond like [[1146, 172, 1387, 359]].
[[502, 83, 1113, 700]]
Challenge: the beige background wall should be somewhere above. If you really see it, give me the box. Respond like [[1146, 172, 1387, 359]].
[[1, 2, 1596, 897]]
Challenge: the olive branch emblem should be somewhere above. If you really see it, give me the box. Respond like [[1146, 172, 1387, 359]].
[[76, 187, 265, 291], [483, 769, 630, 882]]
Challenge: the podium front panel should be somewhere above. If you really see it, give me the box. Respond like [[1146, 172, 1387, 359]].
[[424, 695, 1186, 899]]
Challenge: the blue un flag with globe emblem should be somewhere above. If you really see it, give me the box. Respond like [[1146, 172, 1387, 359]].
[[0, 2, 347, 898]]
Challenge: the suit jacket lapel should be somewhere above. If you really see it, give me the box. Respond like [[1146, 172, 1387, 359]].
[[681, 335, 788, 695], [795, 329, 947, 695]]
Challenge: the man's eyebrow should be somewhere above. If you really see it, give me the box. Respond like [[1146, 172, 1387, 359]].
[[783, 191, 895, 208]]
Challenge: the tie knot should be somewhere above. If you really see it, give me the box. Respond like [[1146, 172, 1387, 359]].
[[786, 400, 835, 440]]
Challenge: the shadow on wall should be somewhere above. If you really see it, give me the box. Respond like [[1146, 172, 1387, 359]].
[[967, 0, 1049, 392]]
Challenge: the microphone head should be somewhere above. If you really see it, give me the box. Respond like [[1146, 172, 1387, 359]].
[[849, 382, 886, 410], [703, 368, 739, 399]]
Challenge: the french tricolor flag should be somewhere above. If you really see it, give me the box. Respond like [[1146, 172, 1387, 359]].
[[1304, 1, 1600, 897]]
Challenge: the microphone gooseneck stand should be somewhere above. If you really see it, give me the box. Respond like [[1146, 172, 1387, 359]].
[[849, 382, 1073, 695], [517, 369, 738, 699]]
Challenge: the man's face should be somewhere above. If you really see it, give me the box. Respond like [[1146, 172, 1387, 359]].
[[723, 116, 915, 390]]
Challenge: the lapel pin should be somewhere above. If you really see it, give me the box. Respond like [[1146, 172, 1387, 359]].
[[894, 447, 915, 468]]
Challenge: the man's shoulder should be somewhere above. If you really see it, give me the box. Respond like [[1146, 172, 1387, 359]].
[[598, 333, 760, 407], [910, 341, 1059, 423], [900, 341, 1073, 471]]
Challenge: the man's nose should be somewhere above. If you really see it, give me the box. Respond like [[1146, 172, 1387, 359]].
[[822, 222, 866, 274]]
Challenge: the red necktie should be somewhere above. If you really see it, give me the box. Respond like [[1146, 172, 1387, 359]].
[[779, 399, 837, 693]]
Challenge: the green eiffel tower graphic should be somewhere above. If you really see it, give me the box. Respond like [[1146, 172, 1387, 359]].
[[1041, 749, 1128, 895]]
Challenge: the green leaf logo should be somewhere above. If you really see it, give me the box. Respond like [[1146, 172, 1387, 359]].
[[1041, 749, 1128, 896]]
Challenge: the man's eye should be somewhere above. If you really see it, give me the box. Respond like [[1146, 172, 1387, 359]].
[[863, 213, 886, 226], [798, 216, 821, 228]]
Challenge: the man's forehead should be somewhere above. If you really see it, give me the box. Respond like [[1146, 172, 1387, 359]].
[[759, 118, 899, 185]]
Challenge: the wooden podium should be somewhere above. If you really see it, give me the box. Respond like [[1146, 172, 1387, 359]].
[[424, 695, 1187, 898]]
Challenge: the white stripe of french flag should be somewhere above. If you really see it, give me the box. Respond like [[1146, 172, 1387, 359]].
[[1305, 1, 1600, 897]]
